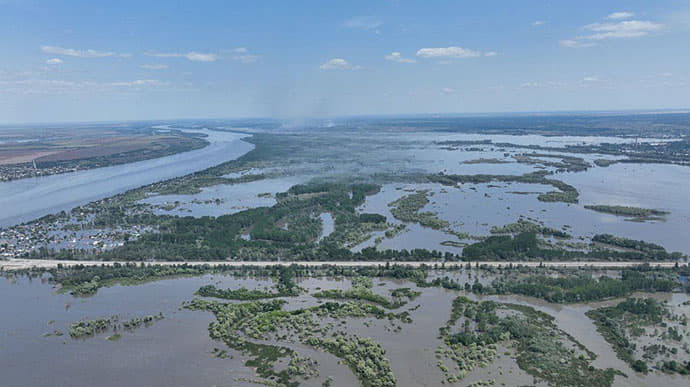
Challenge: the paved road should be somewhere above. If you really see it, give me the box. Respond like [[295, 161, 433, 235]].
[[1, 258, 686, 271]]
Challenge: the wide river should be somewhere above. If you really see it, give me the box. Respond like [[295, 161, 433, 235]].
[[0, 129, 252, 228]]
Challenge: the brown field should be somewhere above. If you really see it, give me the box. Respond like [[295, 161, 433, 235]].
[[33, 135, 186, 163], [0, 150, 63, 165], [0, 131, 205, 166]]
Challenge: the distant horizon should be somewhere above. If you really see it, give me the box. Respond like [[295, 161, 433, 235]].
[[2, 107, 690, 127]]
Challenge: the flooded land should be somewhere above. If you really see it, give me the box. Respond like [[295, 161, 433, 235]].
[[1, 265, 688, 387], [1, 113, 690, 386]]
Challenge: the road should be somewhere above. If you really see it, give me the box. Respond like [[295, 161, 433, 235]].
[[1, 258, 686, 271]]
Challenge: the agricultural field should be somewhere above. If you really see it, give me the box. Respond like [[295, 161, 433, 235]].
[[0, 124, 207, 181]]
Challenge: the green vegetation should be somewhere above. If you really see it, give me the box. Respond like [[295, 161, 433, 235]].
[[69, 276, 102, 296], [585, 205, 669, 221], [197, 266, 300, 300], [306, 335, 396, 387], [490, 270, 676, 303], [461, 231, 683, 261], [44, 263, 438, 297], [122, 314, 164, 329], [594, 159, 618, 167], [437, 296, 617, 386], [513, 153, 591, 172], [70, 318, 112, 338], [185, 296, 403, 387], [388, 189, 475, 241], [55, 263, 228, 296], [389, 190, 449, 230], [587, 298, 690, 375], [462, 158, 510, 164], [389, 287, 421, 300], [197, 285, 287, 300], [490, 219, 571, 238], [186, 298, 300, 386], [462, 232, 541, 261], [33, 180, 458, 263], [592, 234, 682, 260], [428, 170, 580, 203], [313, 277, 415, 309], [69, 313, 164, 338]]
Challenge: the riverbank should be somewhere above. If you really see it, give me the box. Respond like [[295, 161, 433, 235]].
[[0, 129, 252, 227]]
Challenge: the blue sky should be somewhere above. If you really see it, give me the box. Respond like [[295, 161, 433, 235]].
[[1, 0, 689, 123]]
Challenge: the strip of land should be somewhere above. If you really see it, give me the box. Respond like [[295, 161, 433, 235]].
[[1, 258, 686, 271]]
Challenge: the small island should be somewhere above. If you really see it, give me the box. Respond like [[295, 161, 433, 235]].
[[584, 205, 669, 222]]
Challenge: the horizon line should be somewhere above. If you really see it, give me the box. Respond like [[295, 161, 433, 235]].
[[2, 107, 690, 128]]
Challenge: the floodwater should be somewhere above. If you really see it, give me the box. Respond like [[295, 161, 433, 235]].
[[140, 176, 305, 218], [317, 213, 335, 242], [0, 129, 252, 228], [355, 163, 690, 255], [4, 128, 689, 256], [1, 273, 687, 386], [0, 275, 249, 387]]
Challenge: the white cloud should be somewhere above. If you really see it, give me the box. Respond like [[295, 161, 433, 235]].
[[441, 87, 456, 94], [148, 51, 219, 62], [45, 58, 63, 65], [107, 79, 168, 87], [221, 48, 259, 63], [0, 78, 170, 95], [344, 17, 382, 32], [562, 16, 664, 47], [520, 81, 569, 89], [532, 20, 546, 26], [384, 52, 415, 63], [580, 20, 663, 40], [582, 76, 599, 82], [416, 46, 490, 59], [319, 58, 362, 70], [559, 39, 596, 48], [185, 52, 218, 62], [139, 64, 168, 70], [41, 45, 129, 58], [234, 54, 258, 63], [607, 11, 634, 20], [416, 46, 497, 59], [520, 82, 540, 88]]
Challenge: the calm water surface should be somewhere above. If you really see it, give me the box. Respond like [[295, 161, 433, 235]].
[[1, 274, 687, 386], [0, 129, 252, 228]]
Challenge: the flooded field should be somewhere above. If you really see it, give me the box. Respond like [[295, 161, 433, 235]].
[[1, 270, 688, 387], [2, 116, 690, 386], [354, 172, 690, 255], [140, 176, 306, 218]]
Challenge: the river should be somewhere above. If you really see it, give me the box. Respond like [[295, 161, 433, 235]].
[[0, 129, 253, 228]]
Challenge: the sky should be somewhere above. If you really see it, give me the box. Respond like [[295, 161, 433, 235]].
[[1, 0, 690, 124]]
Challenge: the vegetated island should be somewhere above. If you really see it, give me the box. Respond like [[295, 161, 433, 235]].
[[586, 298, 690, 375], [584, 205, 669, 222], [69, 313, 164, 339]]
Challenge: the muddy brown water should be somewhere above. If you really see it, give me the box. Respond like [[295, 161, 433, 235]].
[[1, 274, 688, 386]]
